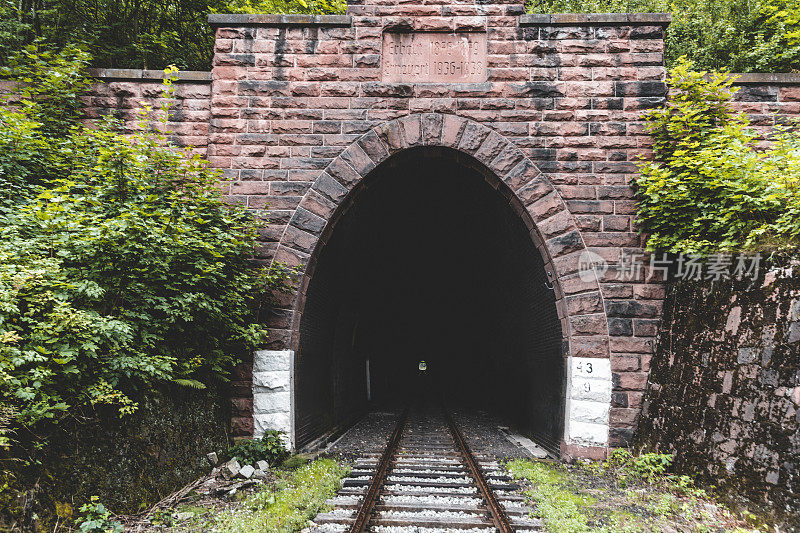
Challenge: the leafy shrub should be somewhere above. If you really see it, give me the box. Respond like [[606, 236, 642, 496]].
[[227, 431, 289, 466], [605, 449, 674, 483], [635, 58, 800, 254], [0, 49, 291, 435], [76, 496, 123, 533], [217, 0, 346, 15]]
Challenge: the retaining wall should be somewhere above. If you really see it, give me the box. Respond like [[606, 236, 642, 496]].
[[637, 261, 800, 526]]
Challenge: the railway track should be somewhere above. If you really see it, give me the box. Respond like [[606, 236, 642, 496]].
[[311, 404, 542, 532]]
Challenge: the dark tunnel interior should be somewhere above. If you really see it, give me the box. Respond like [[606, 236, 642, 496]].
[[296, 147, 564, 453]]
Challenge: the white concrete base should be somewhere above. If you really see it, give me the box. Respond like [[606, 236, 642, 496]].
[[252, 349, 294, 449], [564, 356, 611, 447]]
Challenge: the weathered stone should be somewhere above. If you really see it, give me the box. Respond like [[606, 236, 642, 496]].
[[238, 464, 255, 479], [206, 451, 219, 466], [222, 459, 241, 479]]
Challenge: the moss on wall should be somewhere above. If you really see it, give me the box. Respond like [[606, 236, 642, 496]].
[[1, 385, 230, 530], [637, 258, 800, 528]]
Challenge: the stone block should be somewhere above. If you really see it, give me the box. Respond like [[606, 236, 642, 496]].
[[253, 371, 290, 391], [567, 421, 608, 446], [254, 412, 291, 439], [570, 399, 609, 425], [254, 391, 290, 413]]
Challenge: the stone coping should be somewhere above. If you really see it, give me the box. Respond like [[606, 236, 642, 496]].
[[519, 13, 671, 25], [730, 72, 800, 85], [87, 68, 212, 82], [208, 13, 351, 26]]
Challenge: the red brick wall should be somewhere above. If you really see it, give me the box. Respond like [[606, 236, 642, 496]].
[[82, 69, 212, 156], [206, 6, 671, 455], [729, 75, 800, 139]]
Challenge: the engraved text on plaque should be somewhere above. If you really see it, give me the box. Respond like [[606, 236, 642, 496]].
[[382, 32, 487, 83]]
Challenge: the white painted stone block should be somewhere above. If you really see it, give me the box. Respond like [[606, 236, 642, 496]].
[[253, 370, 290, 391], [254, 412, 291, 437], [569, 399, 609, 425], [252, 349, 294, 449], [254, 391, 290, 414], [564, 356, 611, 446], [253, 349, 292, 372], [568, 421, 609, 446], [569, 357, 611, 380], [569, 377, 612, 402]]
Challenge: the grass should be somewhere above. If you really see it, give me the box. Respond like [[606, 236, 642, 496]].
[[212, 457, 350, 533], [507, 460, 595, 533], [506, 455, 766, 533]]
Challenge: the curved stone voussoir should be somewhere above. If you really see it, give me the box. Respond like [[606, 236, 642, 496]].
[[490, 143, 526, 177], [474, 131, 509, 167], [312, 171, 348, 204], [398, 114, 423, 147], [527, 190, 566, 223], [421, 113, 444, 146], [326, 156, 361, 187], [274, 244, 310, 268], [516, 174, 555, 206], [457, 121, 491, 154], [357, 129, 391, 165], [440, 114, 468, 148], [297, 188, 337, 219], [340, 142, 376, 178], [289, 206, 327, 236], [546, 229, 585, 259], [503, 158, 540, 192], [374, 119, 407, 153]]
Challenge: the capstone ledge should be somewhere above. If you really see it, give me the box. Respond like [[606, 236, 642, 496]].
[[518, 13, 671, 25], [208, 13, 352, 27]]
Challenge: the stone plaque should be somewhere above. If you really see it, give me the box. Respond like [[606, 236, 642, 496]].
[[382, 32, 487, 83]]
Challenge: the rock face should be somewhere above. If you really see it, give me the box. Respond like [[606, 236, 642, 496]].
[[638, 260, 800, 526]]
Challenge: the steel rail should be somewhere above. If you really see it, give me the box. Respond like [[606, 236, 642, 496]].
[[444, 409, 515, 533], [349, 408, 408, 533]]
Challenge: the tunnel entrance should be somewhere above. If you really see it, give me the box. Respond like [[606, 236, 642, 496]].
[[295, 147, 564, 453]]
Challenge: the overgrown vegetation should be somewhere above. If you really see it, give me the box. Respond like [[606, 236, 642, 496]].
[[0, 0, 346, 70], [227, 431, 290, 466], [528, 0, 800, 73], [507, 452, 764, 532], [0, 46, 289, 527], [635, 57, 800, 254], [213, 458, 349, 533], [75, 496, 123, 533], [1, 0, 798, 71]]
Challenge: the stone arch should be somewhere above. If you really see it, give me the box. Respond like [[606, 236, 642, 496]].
[[266, 112, 613, 453]]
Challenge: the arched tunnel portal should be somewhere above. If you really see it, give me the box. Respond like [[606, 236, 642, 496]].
[[294, 146, 565, 454]]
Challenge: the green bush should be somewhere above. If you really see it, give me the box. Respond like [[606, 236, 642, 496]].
[[635, 58, 800, 254], [0, 49, 290, 434], [75, 496, 123, 533], [227, 431, 290, 466], [0, 0, 346, 71], [605, 449, 674, 483]]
